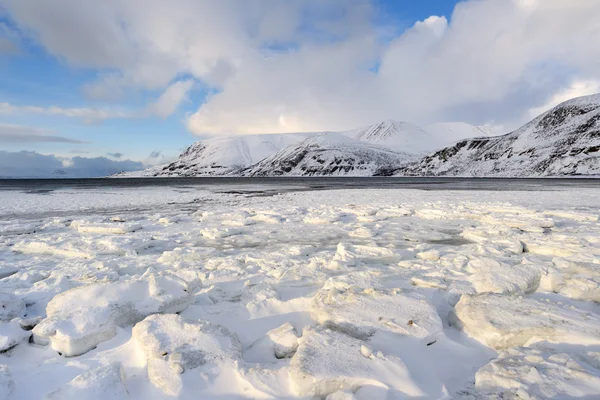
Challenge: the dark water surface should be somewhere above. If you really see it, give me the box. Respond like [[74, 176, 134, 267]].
[[1, 177, 600, 194]]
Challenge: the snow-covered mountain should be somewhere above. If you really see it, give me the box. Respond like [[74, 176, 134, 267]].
[[117, 119, 503, 177], [124, 133, 317, 177], [243, 132, 414, 176], [397, 94, 600, 177], [343, 120, 434, 153], [424, 122, 494, 146]]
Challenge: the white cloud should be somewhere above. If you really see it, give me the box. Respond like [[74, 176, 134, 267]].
[[0, 150, 143, 178], [0, 102, 132, 123], [528, 79, 600, 118], [148, 80, 194, 118], [3, 0, 600, 135], [0, 123, 87, 143]]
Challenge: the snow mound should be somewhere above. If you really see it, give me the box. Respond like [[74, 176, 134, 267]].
[[290, 326, 423, 398], [453, 294, 600, 349], [0, 365, 14, 400], [132, 313, 241, 396], [47, 364, 128, 399], [328, 242, 397, 270], [32, 270, 194, 356], [0, 293, 25, 321], [480, 213, 554, 233], [474, 347, 600, 399], [71, 220, 141, 234], [0, 321, 30, 352], [312, 279, 442, 340], [245, 322, 299, 362], [467, 257, 543, 295], [0, 221, 40, 236], [13, 235, 149, 259], [157, 247, 217, 265]]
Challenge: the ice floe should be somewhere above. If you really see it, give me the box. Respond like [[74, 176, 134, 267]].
[[1, 186, 600, 399]]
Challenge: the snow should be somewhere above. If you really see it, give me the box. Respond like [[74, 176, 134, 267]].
[[453, 293, 600, 349], [344, 120, 435, 154], [119, 120, 491, 178], [401, 94, 600, 177], [244, 132, 414, 176], [473, 347, 600, 398], [32, 270, 194, 356], [0, 293, 25, 321], [289, 326, 423, 398], [119, 133, 317, 177], [47, 363, 128, 399], [132, 313, 241, 396], [1, 182, 600, 398], [0, 365, 14, 400]]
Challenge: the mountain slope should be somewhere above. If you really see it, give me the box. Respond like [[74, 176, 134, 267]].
[[127, 133, 317, 177], [344, 120, 435, 153], [396, 94, 600, 177], [424, 122, 494, 146], [243, 133, 414, 177]]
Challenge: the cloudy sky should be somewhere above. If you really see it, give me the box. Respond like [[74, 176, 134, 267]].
[[0, 0, 599, 176]]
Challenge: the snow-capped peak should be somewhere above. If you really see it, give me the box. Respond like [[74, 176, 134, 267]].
[[345, 120, 434, 154]]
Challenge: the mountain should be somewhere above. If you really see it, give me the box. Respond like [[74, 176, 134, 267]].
[[242, 132, 414, 177], [124, 133, 317, 177], [117, 120, 503, 178], [344, 120, 434, 153], [424, 122, 494, 146], [396, 94, 600, 177]]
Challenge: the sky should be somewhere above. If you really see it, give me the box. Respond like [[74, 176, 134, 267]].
[[1, 0, 600, 177]]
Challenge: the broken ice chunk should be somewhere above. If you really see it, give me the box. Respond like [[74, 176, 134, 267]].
[[290, 326, 423, 398], [0, 293, 25, 321], [245, 322, 299, 362], [0, 365, 14, 400], [311, 279, 442, 340], [0, 321, 30, 352], [473, 347, 600, 399], [452, 293, 600, 349], [47, 363, 128, 399], [32, 270, 194, 356], [132, 314, 241, 396]]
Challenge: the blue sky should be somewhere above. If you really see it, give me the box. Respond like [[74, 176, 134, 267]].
[[1, 0, 599, 176], [0, 1, 462, 163]]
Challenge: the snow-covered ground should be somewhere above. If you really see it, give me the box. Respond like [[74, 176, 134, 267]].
[[1, 183, 600, 399]]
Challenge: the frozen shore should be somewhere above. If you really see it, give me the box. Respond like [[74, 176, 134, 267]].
[[1, 184, 599, 399]]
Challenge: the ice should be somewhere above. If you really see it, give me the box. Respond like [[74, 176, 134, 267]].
[[0, 293, 25, 321], [71, 220, 142, 234], [47, 364, 128, 399], [326, 390, 357, 400], [312, 278, 442, 340], [132, 313, 241, 396], [480, 213, 554, 233], [13, 235, 149, 259], [157, 247, 217, 265], [290, 326, 423, 398], [244, 322, 299, 362], [0, 365, 14, 400], [2, 186, 600, 399], [467, 257, 543, 295], [32, 269, 194, 356], [0, 221, 40, 236], [0, 321, 30, 352], [473, 347, 600, 398], [453, 293, 600, 349], [328, 242, 398, 270]]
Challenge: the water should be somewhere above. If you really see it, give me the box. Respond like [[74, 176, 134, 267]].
[[2, 176, 600, 194]]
